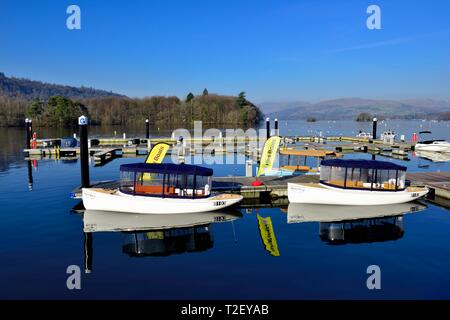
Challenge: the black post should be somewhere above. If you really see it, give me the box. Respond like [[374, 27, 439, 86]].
[[372, 117, 378, 140], [84, 232, 93, 274], [27, 160, 33, 190], [145, 118, 150, 139], [266, 117, 270, 139], [274, 118, 279, 136], [79, 115, 90, 188], [25, 119, 31, 149]]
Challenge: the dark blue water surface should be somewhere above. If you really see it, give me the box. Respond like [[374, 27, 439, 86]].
[[0, 122, 450, 299]]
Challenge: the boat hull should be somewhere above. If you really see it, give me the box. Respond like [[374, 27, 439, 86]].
[[288, 183, 428, 205], [415, 142, 450, 153], [82, 188, 243, 214]]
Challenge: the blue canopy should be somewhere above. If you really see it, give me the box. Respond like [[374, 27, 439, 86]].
[[120, 163, 213, 176], [321, 159, 406, 171]]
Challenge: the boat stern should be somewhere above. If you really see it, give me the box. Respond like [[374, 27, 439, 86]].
[[209, 193, 243, 209]]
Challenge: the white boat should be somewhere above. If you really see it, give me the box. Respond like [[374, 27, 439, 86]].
[[414, 131, 450, 153], [82, 163, 243, 214], [380, 130, 396, 141], [288, 159, 428, 205], [415, 150, 450, 162], [356, 131, 372, 139]]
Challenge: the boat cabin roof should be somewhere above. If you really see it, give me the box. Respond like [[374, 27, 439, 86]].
[[321, 159, 406, 171], [280, 149, 337, 157], [120, 163, 213, 176]]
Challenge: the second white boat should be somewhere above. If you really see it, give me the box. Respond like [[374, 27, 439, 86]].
[[288, 159, 428, 205]]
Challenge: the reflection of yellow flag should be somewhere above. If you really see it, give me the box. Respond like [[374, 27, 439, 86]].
[[257, 214, 280, 256], [257, 136, 281, 177], [145, 143, 170, 164], [146, 231, 164, 240], [142, 143, 170, 180]]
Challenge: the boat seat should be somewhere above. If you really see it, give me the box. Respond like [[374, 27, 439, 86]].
[[135, 185, 176, 195], [327, 180, 364, 188]]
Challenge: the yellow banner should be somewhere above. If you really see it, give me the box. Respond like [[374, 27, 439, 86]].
[[257, 136, 281, 176], [145, 143, 170, 164], [257, 214, 280, 256], [142, 143, 170, 180]]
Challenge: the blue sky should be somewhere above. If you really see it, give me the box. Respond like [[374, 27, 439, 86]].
[[1, 0, 449, 103]]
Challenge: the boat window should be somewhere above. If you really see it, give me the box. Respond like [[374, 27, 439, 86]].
[[134, 172, 164, 195], [120, 170, 135, 193], [321, 164, 406, 190]]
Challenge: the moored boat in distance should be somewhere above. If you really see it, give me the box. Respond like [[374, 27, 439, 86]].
[[82, 163, 243, 214], [288, 159, 428, 205], [356, 131, 372, 139], [414, 131, 450, 153]]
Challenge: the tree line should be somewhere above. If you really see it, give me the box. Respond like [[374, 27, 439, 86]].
[[0, 90, 263, 127]]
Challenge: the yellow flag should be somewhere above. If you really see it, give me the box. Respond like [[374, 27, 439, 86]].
[[145, 143, 170, 164], [257, 214, 280, 256], [257, 136, 281, 177], [142, 143, 170, 180]]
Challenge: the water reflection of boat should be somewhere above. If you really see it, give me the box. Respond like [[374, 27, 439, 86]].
[[123, 226, 214, 257], [319, 216, 404, 245], [415, 150, 450, 163], [287, 203, 427, 245], [82, 209, 242, 270], [287, 202, 427, 223], [83, 209, 242, 232]]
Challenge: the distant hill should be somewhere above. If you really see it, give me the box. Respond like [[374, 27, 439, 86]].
[[0, 72, 124, 101], [259, 98, 450, 120]]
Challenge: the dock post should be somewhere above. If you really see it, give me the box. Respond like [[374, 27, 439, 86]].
[[27, 160, 33, 190], [145, 118, 150, 139], [274, 118, 279, 136], [246, 159, 253, 177], [78, 115, 90, 188], [266, 117, 270, 139], [372, 117, 378, 140], [25, 118, 31, 149]]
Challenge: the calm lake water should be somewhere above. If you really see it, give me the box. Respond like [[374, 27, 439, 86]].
[[0, 120, 449, 299]]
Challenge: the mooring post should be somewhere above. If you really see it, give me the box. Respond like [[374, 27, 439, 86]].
[[274, 118, 279, 136], [372, 117, 378, 141], [145, 118, 150, 139], [27, 160, 33, 191], [79, 115, 90, 188], [25, 118, 31, 149], [266, 117, 270, 140]]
